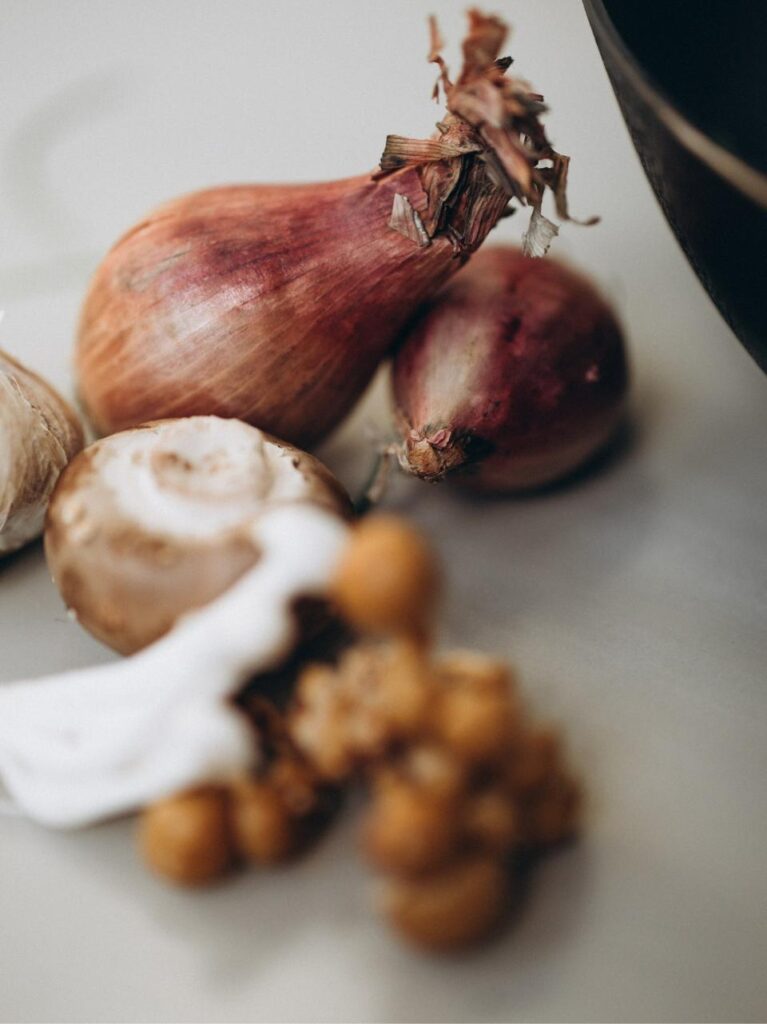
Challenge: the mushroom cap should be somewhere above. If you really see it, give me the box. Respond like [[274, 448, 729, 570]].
[[44, 416, 350, 654]]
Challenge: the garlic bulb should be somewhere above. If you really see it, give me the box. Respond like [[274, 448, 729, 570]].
[[0, 349, 84, 555], [44, 416, 350, 654]]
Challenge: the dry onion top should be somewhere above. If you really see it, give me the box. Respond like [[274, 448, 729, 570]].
[[377, 10, 597, 258]]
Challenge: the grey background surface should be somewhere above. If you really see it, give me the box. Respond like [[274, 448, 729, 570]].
[[1, 1, 766, 1021]]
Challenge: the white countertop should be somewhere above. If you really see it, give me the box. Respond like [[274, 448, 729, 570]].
[[1, 2, 765, 1021]]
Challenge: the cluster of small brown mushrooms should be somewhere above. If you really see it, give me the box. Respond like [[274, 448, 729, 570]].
[[0, 347, 580, 952], [140, 517, 579, 951]]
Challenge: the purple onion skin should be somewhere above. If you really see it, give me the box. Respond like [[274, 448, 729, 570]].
[[392, 246, 629, 493]]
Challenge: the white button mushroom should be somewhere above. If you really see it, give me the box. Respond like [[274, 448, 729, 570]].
[[44, 416, 350, 653], [0, 349, 84, 556]]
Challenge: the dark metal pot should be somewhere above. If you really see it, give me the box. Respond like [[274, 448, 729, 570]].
[[583, 0, 767, 371]]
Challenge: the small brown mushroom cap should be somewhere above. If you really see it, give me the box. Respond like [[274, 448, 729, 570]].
[[383, 854, 510, 951], [331, 515, 440, 639], [139, 786, 233, 886]]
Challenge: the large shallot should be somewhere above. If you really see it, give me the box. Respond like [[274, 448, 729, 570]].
[[76, 11, 583, 447]]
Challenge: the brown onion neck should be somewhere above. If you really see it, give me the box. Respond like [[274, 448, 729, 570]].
[[375, 9, 587, 258]]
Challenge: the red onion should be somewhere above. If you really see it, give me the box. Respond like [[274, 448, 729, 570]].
[[392, 246, 628, 492], [76, 12, 581, 447]]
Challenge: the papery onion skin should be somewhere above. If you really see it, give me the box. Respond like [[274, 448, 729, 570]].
[[0, 350, 84, 555], [76, 172, 466, 447], [392, 247, 628, 493], [75, 11, 583, 447]]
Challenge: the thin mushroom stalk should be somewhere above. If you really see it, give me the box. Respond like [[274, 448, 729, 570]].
[[0, 505, 349, 828], [75, 10, 582, 447]]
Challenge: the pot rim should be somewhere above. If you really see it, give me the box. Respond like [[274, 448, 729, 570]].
[[582, 0, 767, 209]]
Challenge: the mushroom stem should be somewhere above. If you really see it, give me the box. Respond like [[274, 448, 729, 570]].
[[0, 505, 349, 828]]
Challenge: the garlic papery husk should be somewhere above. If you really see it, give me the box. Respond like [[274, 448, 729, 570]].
[[0, 504, 349, 828], [0, 350, 84, 556], [44, 416, 350, 654], [75, 11, 581, 447], [392, 247, 628, 492]]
